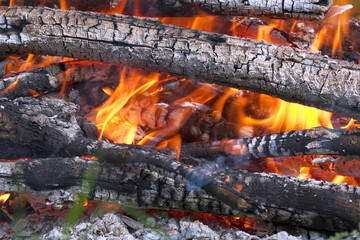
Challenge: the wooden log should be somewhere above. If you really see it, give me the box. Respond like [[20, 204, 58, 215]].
[[0, 96, 263, 215], [181, 127, 360, 166], [1, 7, 360, 120], [0, 157, 359, 231], [0, 0, 332, 20], [116, 0, 331, 20], [0, 61, 119, 99], [3, 97, 359, 162]]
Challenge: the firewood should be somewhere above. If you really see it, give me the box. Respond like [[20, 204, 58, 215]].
[[3, 96, 358, 162], [120, 0, 331, 20], [181, 127, 360, 166], [0, 0, 332, 20], [0, 62, 238, 142], [2, 96, 359, 165], [1, 7, 360, 120], [0, 157, 359, 231], [0, 97, 264, 215], [0, 60, 118, 99]]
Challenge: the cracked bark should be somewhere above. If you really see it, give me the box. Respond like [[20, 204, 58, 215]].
[[0, 0, 332, 20], [0, 97, 264, 217], [182, 127, 360, 165], [0, 60, 119, 99], [177, 0, 331, 20], [0, 157, 358, 231], [113, 0, 332, 20], [1, 7, 360, 120], [2, 97, 359, 163]]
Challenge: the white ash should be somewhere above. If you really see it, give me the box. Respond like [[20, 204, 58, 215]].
[[1, 210, 337, 240]]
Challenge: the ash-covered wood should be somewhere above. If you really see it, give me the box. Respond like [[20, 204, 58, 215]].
[[0, 0, 332, 20], [0, 157, 359, 231], [118, 0, 331, 20], [0, 61, 118, 99], [0, 97, 262, 216], [3, 97, 359, 163], [182, 127, 360, 165], [1, 7, 360, 120], [0, 97, 97, 159]]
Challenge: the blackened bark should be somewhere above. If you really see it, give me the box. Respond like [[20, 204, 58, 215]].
[[181, 127, 360, 165], [0, 61, 119, 99], [1, 7, 359, 120], [0, 157, 358, 231]]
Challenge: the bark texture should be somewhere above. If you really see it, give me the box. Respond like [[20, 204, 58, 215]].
[[2, 97, 359, 163], [0, 0, 332, 19], [1, 7, 360, 119], [179, 0, 332, 20], [117, 0, 331, 20], [0, 61, 118, 99], [0, 157, 359, 231], [0, 97, 263, 216], [182, 127, 360, 163]]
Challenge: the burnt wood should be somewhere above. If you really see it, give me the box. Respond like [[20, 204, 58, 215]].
[[0, 157, 359, 231], [182, 127, 360, 165], [1, 7, 360, 120], [2, 97, 360, 162], [118, 0, 331, 20], [0, 61, 118, 99], [0, 0, 332, 20], [0, 97, 263, 216]]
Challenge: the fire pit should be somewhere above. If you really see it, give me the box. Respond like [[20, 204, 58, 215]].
[[0, 0, 360, 239]]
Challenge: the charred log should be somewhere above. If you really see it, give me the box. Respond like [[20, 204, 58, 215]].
[[0, 97, 263, 216], [0, 157, 359, 231], [0, 61, 119, 99], [118, 0, 331, 20], [181, 127, 360, 166], [0, 0, 332, 20], [3, 97, 360, 163], [1, 7, 360, 119]]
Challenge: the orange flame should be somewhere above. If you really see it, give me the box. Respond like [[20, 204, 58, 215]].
[[0, 193, 10, 204], [310, 3, 353, 56], [59, 0, 68, 10], [1, 76, 19, 94]]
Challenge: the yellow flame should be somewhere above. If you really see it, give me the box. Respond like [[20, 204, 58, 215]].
[[310, 2, 352, 55], [102, 87, 114, 96], [297, 167, 311, 179], [0, 193, 10, 204]]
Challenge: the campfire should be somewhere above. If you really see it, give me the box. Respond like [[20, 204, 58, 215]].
[[0, 0, 360, 238]]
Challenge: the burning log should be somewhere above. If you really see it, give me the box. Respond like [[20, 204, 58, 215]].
[[2, 96, 359, 163], [118, 0, 331, 20], [182, 127, 360, 166], [0, 0, 332, 20], [0, 157, 359, 231], [0, 97, 264, 216], [1, 7, 360, 120], [0, 60, 119, 99]]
